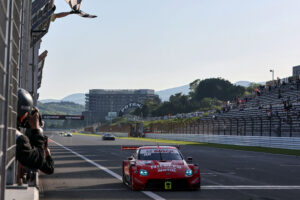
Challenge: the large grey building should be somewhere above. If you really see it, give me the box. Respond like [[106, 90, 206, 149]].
[[84, 89, 158, 122]]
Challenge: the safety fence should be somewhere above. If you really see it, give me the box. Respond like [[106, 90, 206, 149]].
[[149, 115, 300, 137]]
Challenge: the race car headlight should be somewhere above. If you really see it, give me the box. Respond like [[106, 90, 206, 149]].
[[139, 169, 149, 176], [185, 169, 193, 176]]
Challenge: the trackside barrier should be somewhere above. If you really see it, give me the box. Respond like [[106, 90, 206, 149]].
[[145, 133, 300, 150]]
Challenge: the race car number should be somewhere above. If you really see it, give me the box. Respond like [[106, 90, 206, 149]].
[[165, 181, 172, 190], [140, 149, 175, 155]]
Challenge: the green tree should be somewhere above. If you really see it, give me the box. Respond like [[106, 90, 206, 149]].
[[191, 78, 245, 101], [246, 82, 263, 93]]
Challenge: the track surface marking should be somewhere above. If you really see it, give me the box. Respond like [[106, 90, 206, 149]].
[[51, 139, 166, 200]]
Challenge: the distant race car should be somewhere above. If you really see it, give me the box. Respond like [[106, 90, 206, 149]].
[[102, 133, 115, 140], [122, 146, 201, 190], [64, 132, 72, 137]]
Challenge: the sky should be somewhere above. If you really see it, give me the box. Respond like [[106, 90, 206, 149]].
[[39, 0, 300, 99]]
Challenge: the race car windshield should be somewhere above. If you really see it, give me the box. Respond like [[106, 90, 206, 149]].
[[138, 149, 182, 160]]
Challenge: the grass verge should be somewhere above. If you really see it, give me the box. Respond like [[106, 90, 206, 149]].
[[72, 132, 102, 137], [72, 133, 300, 156], [118, 137, 300, 156]]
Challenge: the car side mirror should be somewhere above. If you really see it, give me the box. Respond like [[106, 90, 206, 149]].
[[128, 157, 133, 161], [187, 157, 193, 162]]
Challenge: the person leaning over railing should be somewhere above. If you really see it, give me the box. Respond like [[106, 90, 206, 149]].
[[15, 89, 54, 176]]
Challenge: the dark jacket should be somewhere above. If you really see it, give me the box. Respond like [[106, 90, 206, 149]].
[[16, 129, 54, 175]]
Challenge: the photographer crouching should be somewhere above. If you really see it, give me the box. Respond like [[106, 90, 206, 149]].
[[16, 88, 54, 182]]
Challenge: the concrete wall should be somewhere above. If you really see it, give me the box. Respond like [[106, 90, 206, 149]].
[[145, 133, 300, 150]]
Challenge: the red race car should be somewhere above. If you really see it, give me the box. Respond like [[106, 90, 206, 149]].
[[122, 146, 201, 190]]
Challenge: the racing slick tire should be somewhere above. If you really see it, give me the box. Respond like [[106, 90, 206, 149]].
[[130, 167, 138, 191], [192, 180, 201, 191], [122, 164, 127, 186]]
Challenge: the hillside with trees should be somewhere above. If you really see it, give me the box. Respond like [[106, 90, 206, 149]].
[[38, 101, 85, 115], [38, 101, 85, 129], [134, 78, 246, 117]]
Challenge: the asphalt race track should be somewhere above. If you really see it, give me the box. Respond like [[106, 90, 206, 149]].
[[40, 131, 300, 200]]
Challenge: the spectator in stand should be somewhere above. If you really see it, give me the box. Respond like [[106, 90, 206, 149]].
[[283, 97, 292, 112], [254, 88, 261, 96], [238, 98, 242, 105], [283, 99, 287, 109], [277, 77, 280, 86], [267, 109, 272, 119], [278, 88, 282, 99], [288, 101, 293, 111], [265, 104, 273, 119], [256, 99, 260, 106], [287, 96, 291, 104], [222, 107, 226, 113], [239, 103, 245, 111]]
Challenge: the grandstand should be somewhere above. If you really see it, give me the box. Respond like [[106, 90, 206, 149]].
[[147, 75, 300, 138], [198, 76, 300, 137]]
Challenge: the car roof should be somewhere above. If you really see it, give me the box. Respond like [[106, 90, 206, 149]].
[[139, 146, 177, 150]]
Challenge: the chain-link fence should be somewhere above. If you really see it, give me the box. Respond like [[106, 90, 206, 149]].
[[149, 115, 300, 137]]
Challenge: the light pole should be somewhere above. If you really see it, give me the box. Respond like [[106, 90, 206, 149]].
[[270, 69, 274, 82]]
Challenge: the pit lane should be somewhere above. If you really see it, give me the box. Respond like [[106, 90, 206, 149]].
[[39, 131, 300, 200]]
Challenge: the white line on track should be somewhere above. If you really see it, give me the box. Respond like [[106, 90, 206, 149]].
[[51, 140, 166, 200], [54, 186, 300, 191], [57, 189, 127, 191], [202, 185, 300, 190]]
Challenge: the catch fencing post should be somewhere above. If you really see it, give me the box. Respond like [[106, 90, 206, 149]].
[[250, 117, 254, 136], [269, 117, 272, 136], [290, 117, 293, 137], [229, 118, 232, 135], [259, 116, 263, 136], [211, 119, 215, 135], [236, 118, 239, 135], [217, 119, 221, 135], [241, 117, 246, 135]]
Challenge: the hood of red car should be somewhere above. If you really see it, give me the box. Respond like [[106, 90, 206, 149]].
[[136, 160, 189, 176]]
